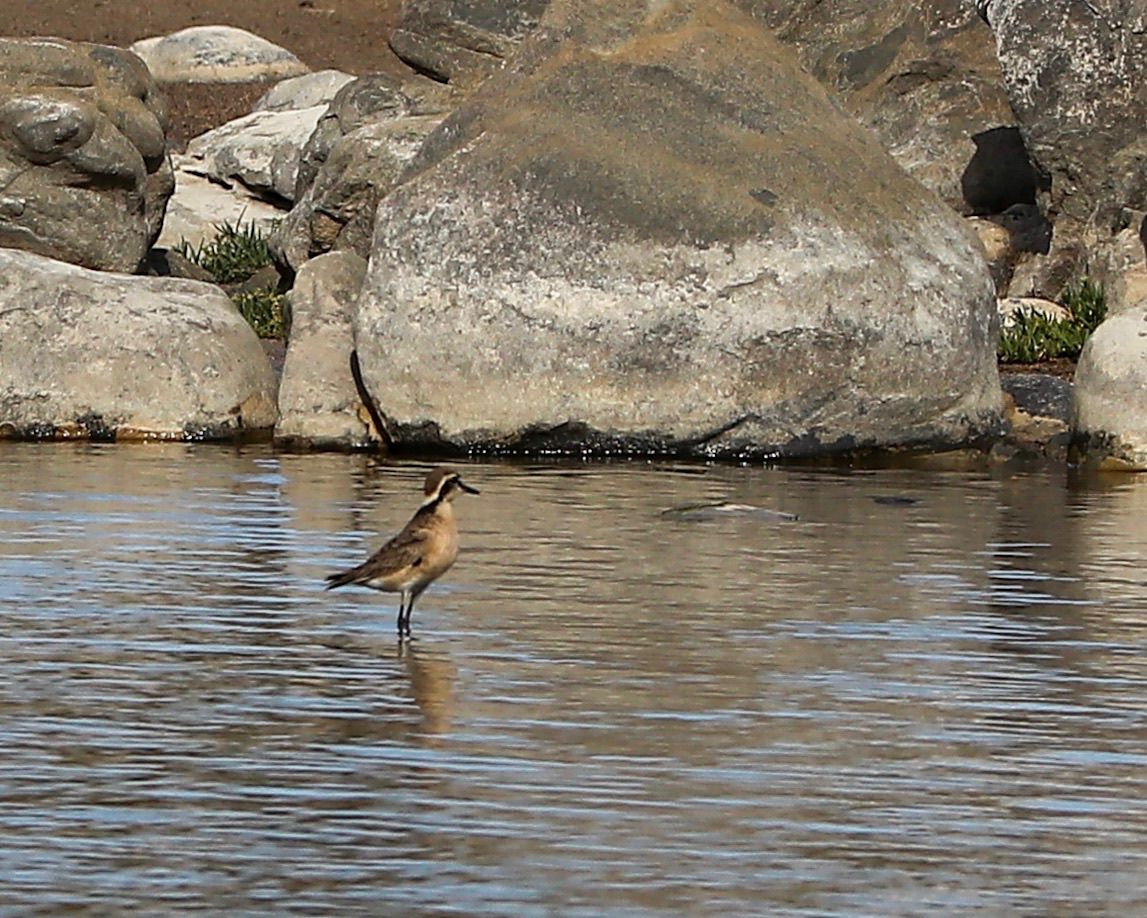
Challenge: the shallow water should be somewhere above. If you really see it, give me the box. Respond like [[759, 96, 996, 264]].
[[1, 443, 1146, 914]]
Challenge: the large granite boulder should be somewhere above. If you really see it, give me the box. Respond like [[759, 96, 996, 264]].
[[354, 0, 1002, 459], [0, 37, 174, 272], [275, 73, 452, 270], [976, 0, 1147, 301], [386, 0, 1020, 213], [1072, 302, 1147, 469], [129, 26, 309, 84], [389, 0, 550, 88], [275, 252, 375, 448], [0, 249, 277, 441], [741, 0, 1019, 214]]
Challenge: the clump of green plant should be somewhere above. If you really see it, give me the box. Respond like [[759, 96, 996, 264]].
[[998, 279, 1107, 363], [176, 219, 275, 283], [176, 219, 288, 339], [232, 288, 289, 339]]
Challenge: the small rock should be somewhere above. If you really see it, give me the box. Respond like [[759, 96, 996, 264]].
[[253, 69, 355, 112], [999, 296, 1071, 327], [157, 153, 287, 251], [141, 247, 217, 282], [969, 217, 1013, 292], [184, 105, 328, 202], [1001, 373, 1072, 422], [130, 26, 309, 83]]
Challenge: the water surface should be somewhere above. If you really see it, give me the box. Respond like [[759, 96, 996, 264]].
[[1, 443, 1146, 914]]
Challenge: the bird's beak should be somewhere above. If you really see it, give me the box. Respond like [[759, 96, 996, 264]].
[[458, 479, 480, 495]]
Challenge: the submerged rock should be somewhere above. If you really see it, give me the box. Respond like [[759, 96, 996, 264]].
[[661, 502, 798, 522], [0, 249, 277, 441], [354, 0, 1002, 459]]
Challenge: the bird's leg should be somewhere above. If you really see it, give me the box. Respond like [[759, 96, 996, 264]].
[[397, 592, 410, 637], [404, 596, 415, 638]]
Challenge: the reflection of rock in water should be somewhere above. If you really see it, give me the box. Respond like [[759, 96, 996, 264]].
[[402, 642, 456, 737], [661, 501, 798, 522]]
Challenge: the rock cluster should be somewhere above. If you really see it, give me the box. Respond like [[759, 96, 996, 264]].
[[0, 3, 1144, 465], [0, 37, 173, 272]]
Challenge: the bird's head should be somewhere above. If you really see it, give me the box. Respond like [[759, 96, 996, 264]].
[[423, 467, 480, 505]]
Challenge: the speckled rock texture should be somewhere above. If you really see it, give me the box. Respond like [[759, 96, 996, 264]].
[[388, 0, 550, 88], [274, 73, 452, 270], [978, 0, 1147, 233], [742, 0, 1016, 214], [129, 26, 309, 84]]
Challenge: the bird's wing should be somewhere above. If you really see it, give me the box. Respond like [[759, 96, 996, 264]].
[[369, 526, 430, 570], [325, 527, 429, 589]]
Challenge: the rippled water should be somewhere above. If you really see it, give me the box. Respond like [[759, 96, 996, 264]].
[[1, 442, 1146, 914]]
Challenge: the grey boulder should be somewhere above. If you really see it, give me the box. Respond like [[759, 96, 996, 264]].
[[1072, 303, 1147, 469], [354, 0, 1002, 459], [0, 249, 277, 441], [743, 0, 1018, 214], [978, 0, 1147, 231], [0, 37, 174, 272], [275, 252, 376, 449]]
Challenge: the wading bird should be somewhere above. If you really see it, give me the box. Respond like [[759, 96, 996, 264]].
[[325, 467, 479, 637]]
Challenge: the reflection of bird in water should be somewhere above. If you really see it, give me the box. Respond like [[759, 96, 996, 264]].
[[325, 467, 479, 637], [401, 641, 456, 736]]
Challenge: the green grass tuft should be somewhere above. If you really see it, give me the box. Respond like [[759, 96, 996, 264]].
[[232, 288, 289, 339], [176, 219, 288, 338], [998, 280, 1107, 364], [176, 219, 275, 284]]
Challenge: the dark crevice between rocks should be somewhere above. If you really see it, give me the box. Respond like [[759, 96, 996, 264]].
[[349, 349, 393, 451], [962, 126, 1047, 216]]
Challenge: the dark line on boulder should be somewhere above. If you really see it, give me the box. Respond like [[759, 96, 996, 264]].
[[350, 349, 392, 450]]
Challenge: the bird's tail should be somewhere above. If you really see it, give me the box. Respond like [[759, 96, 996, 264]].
[[325, 564, 365, 590]]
